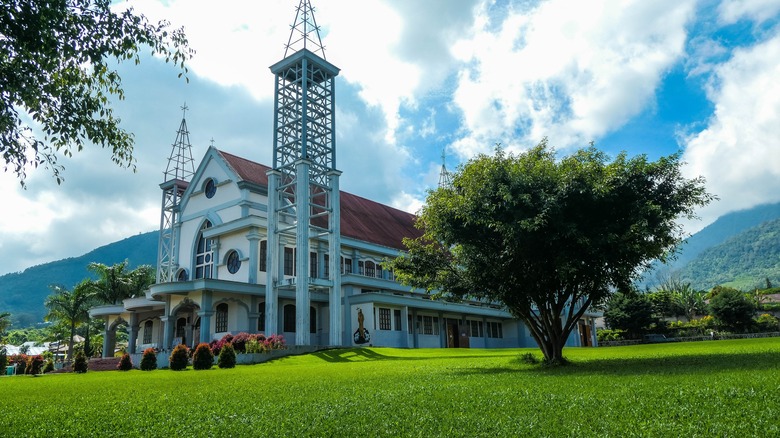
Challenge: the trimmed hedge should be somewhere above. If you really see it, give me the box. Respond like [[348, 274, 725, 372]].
[[193, 343, 214, 370]]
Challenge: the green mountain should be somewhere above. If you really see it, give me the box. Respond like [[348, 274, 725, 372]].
[[2, 202, 779, 328], [675, 218, 780, 291], [0, 231, 158, 327]]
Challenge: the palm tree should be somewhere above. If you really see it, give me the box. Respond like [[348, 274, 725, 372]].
[[44, 283, 93, 359], [87, 261, 132, 305], [87, 261, 155, 305]]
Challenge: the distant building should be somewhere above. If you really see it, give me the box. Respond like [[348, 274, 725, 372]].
[[89, 1, 598, 354]]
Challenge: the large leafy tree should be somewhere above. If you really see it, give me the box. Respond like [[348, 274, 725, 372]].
[[603, 291, 655, 339], [389, 141, 713, 364], [44, 283, 93, 359], [709, 287, 755, 332], [0, 0, 193, 185]]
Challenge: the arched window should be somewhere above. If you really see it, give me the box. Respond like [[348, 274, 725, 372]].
[[258, 302, 265, 332], [226, 250, 241, 274], [215, 303, 228, 333], [310, 306, 317, 334], [195, 220, 213, 279], [176, 317, 187, 345], [365, 261, 376, 277], [283, 304, 296, 332], [143, 320, 153, 344], [177, 269, 188, 281], [259, 240, 267, 272]]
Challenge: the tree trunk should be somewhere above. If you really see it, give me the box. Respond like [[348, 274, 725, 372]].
[[68, 323, 76, 360]]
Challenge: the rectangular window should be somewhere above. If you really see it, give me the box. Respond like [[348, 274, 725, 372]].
[[379, 308, 391, 330], [423, 315, 433, 335], [324, 254, 329, 277], [358, 260, 365, 276], [259, 240, 267, 272], [342, 258, 352, 274], [469, 320, 483, 338], [393, 309, 402, 331], [433, 317, 439, 336], [487, 322, 503, 338], [284, 247, 295, 276], [310, 252, 318, 278], [408, 314, 413, 333]]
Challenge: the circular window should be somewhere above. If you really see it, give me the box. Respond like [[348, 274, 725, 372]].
[[205, 179, 216, 198], [227, 250, 241, 274]]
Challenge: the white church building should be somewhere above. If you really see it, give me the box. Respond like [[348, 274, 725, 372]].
[[89, 1, 599, 356]]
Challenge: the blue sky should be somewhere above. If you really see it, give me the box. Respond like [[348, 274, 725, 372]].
[[1, 0, 779, 275]]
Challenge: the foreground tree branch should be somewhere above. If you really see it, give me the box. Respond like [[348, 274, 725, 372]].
[[0, 0, 194, 185]]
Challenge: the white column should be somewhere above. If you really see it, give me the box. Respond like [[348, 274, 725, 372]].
[[328, 170, 342, 346], [266, 170, 280, 336], [295, 159, 311, 346]]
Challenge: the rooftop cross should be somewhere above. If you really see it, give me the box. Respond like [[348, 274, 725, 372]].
[[284, 0, 326, 59]]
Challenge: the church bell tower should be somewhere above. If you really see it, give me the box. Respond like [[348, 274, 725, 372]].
[[265, 0, 342, 346]]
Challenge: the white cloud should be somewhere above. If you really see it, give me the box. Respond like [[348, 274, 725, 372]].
[[682, 32, 780, 229], [719, 0, 780, 24], [450, 0, 696, 157]]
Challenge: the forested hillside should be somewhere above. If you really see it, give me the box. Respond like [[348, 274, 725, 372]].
[[675, 218, 780, 291], [0, 231, 157, 327]]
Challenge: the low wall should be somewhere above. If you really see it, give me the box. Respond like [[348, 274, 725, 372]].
[[599, 331, 780, 347], [129, 345, 326, 369]]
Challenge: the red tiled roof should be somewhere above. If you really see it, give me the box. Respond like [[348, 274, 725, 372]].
[[218, 149, 422, 250]]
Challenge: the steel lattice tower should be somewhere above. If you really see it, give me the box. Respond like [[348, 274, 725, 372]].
[[438, 148, 453, 189], [157, 105, 195, 283], [266, 0, 342, 346]]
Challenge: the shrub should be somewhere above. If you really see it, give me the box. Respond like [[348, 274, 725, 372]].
[[245, 338, 263, 354], [10, 354, 28, 374], [43, 359, 55, 374], [755, 313, 780, 332], [140, 348, 157, 371], [218, 342, 236, 369], [117, 353, 133, 371], [26, 355, 44, 375], [169, 344, 190, 371], [518, 352, 540, 364], [596, 329, 626, 342], [230, 332, 251, 353], [265, 334, 286, 351], [73, 351, 88, 373], [192, 343, 214, 370]]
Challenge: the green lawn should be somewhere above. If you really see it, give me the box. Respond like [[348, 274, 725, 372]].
[[2, 339, 779, 437]]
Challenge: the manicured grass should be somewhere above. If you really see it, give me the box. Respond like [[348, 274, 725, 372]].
[[2, 339, 779, 437]]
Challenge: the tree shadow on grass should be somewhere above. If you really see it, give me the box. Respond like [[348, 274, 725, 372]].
[[311, 347, 512, 363], [452, 350, 780, 377]]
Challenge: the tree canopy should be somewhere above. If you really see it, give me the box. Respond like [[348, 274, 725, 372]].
[[0, 0, 193, 185], [388, 140, 713, 364]]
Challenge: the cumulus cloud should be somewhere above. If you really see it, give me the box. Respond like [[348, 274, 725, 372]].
[[682, 32, 780, 229], [449, 0, 696, 157]]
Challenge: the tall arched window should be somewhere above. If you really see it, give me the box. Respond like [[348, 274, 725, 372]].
[[258, 302, 265, 332], [215, 303, 228, 333], [283, 304, 296, 332], [143, 320, 153, 344], [176, 317, 187, 345], [195, 220, 213, 279]]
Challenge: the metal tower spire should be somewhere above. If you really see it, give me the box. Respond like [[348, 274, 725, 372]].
[[267, 1, 342, 346], [157, 104, 196, 283], [284, 0, 326, 59], [439, 148, 453, 188]]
